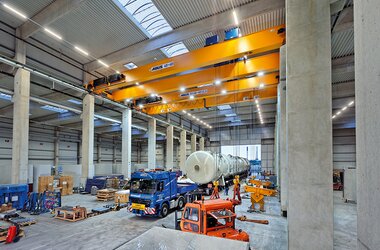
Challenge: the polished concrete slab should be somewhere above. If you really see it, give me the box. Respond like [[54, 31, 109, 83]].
[[2, 189, 356, 249]]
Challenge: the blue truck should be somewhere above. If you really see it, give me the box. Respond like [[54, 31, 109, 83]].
[[129, 170, 198, 217]]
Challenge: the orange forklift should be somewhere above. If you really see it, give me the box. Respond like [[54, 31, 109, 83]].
[[176, 198, 250, 242]]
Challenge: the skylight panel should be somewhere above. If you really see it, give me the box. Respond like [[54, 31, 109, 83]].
[[40, 105, 68, 113], [119, 0, 173, 37], [124, 62, 138, 69], [162, 42, 189, 57], [225, 113, 237, 117], [118, 0, 190, 58]]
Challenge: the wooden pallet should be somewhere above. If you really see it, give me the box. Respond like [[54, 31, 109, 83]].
[[55, 206, 87, 222], [96, 189, 116, 201]]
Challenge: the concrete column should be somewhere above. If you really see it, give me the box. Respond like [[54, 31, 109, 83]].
[[81, 94, 95, 184], [54, 129, 60, 175], [199, 137, 205, 151], [286, 0, 333, 249], [122, 108, 132, 178], [355, 1, 380, 249], [166, 125, 174, 169], [279, 45, 288, 216], [179, 130, 187, 172], [97, 137, 102, 163], [11, 29, 30, 184], [148, 118, 156, 169], [112, 137, 117, 164], [191, 134, 197, 153]]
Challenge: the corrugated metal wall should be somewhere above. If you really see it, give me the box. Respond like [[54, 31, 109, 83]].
[[0, 116, 187, 183], [333, 128, 356, 169]]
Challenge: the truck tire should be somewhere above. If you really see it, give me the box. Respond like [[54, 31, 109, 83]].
[[160, 203, 169, 218], [177, 197, 185, 209]]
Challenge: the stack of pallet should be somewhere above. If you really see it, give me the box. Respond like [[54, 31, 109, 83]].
[[114, 190, 130, 203], [59, 176, 73, 196], [96, 189, 116, 201], [38, 176, 54, 193]]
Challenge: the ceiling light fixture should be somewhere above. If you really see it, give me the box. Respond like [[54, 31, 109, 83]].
[[221, 89, 227, 94], [189, 95, 194, 100], [98, 60, 109, 68], [139, 104, 144, 109], [257, 72, 265, 77], [3, 3, 27, 19], [44, 28, 62, 40], [180, 87, 186, 92], [259, 83, 265, 89], [135, 82, 139, 86], [215, 80, 221, 85], [348, 101, 354, 106], [232, 10, 239, 26], [74, 46, 89, 56]]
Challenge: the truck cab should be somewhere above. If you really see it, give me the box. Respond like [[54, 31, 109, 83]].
[[180, 199, 250, 242], [129, 170, 197, 217]]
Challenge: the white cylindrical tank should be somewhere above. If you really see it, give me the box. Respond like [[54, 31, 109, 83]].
[[185, 151, 250, 184]]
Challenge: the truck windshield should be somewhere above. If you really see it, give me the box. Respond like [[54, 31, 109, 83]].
[[130, 179, 156, 194]]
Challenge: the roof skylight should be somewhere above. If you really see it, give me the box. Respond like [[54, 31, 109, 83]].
[[118, 0, 189, 58], [162, 42, 189, 57]]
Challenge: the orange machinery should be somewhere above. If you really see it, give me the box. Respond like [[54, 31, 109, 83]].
[[244, 185, 277, 212], [180, 199, 249, 242]]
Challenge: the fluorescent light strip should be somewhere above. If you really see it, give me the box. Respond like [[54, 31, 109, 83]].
[[332, 100, 355, 119], [98, 60, 109, 68], [74, 46, 89, 56], [44, 28, 62, 40], [182, 110, 211, 129], [232, 10, 239, 26], [3, 3, 27, 19]]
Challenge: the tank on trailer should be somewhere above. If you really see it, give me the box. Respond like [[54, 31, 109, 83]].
[[185, 151, 250, 185]]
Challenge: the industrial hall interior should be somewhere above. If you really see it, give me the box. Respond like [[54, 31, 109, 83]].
[[0, 0, 377, 249]]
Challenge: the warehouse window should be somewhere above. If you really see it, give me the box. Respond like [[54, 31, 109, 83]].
[[117, 0, 189, 58]]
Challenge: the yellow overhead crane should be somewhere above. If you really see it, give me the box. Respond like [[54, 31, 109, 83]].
[[86, 25, 285, 113], [111, 53, 280, 102], [144, 86, 277, 114]]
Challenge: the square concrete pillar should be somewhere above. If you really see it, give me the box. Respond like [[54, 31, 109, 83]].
[[148, 118, 156, 169], [11, 30, 30, 184], [191, 134, 197, 153], [166, 125, 174, 169], [286, 0, 333, 249], [279, 45, 288, 216], [81, 94, 95, 183], [354, 1, 380, 249], [122, 108, 132, 178], [199, 137, 205, 151], [179, 130, 187, 172]]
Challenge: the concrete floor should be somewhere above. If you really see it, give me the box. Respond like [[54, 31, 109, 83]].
[[2, 189, 356, 250]]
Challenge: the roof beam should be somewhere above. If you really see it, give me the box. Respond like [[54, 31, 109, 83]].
[[85, 0, 285, 72], [332, 6, 353, 33], [19, 0, 87, 39]]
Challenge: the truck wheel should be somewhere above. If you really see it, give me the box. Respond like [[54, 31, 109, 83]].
[[160, 204, 169, 218], [177, 197, 185, 209]]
